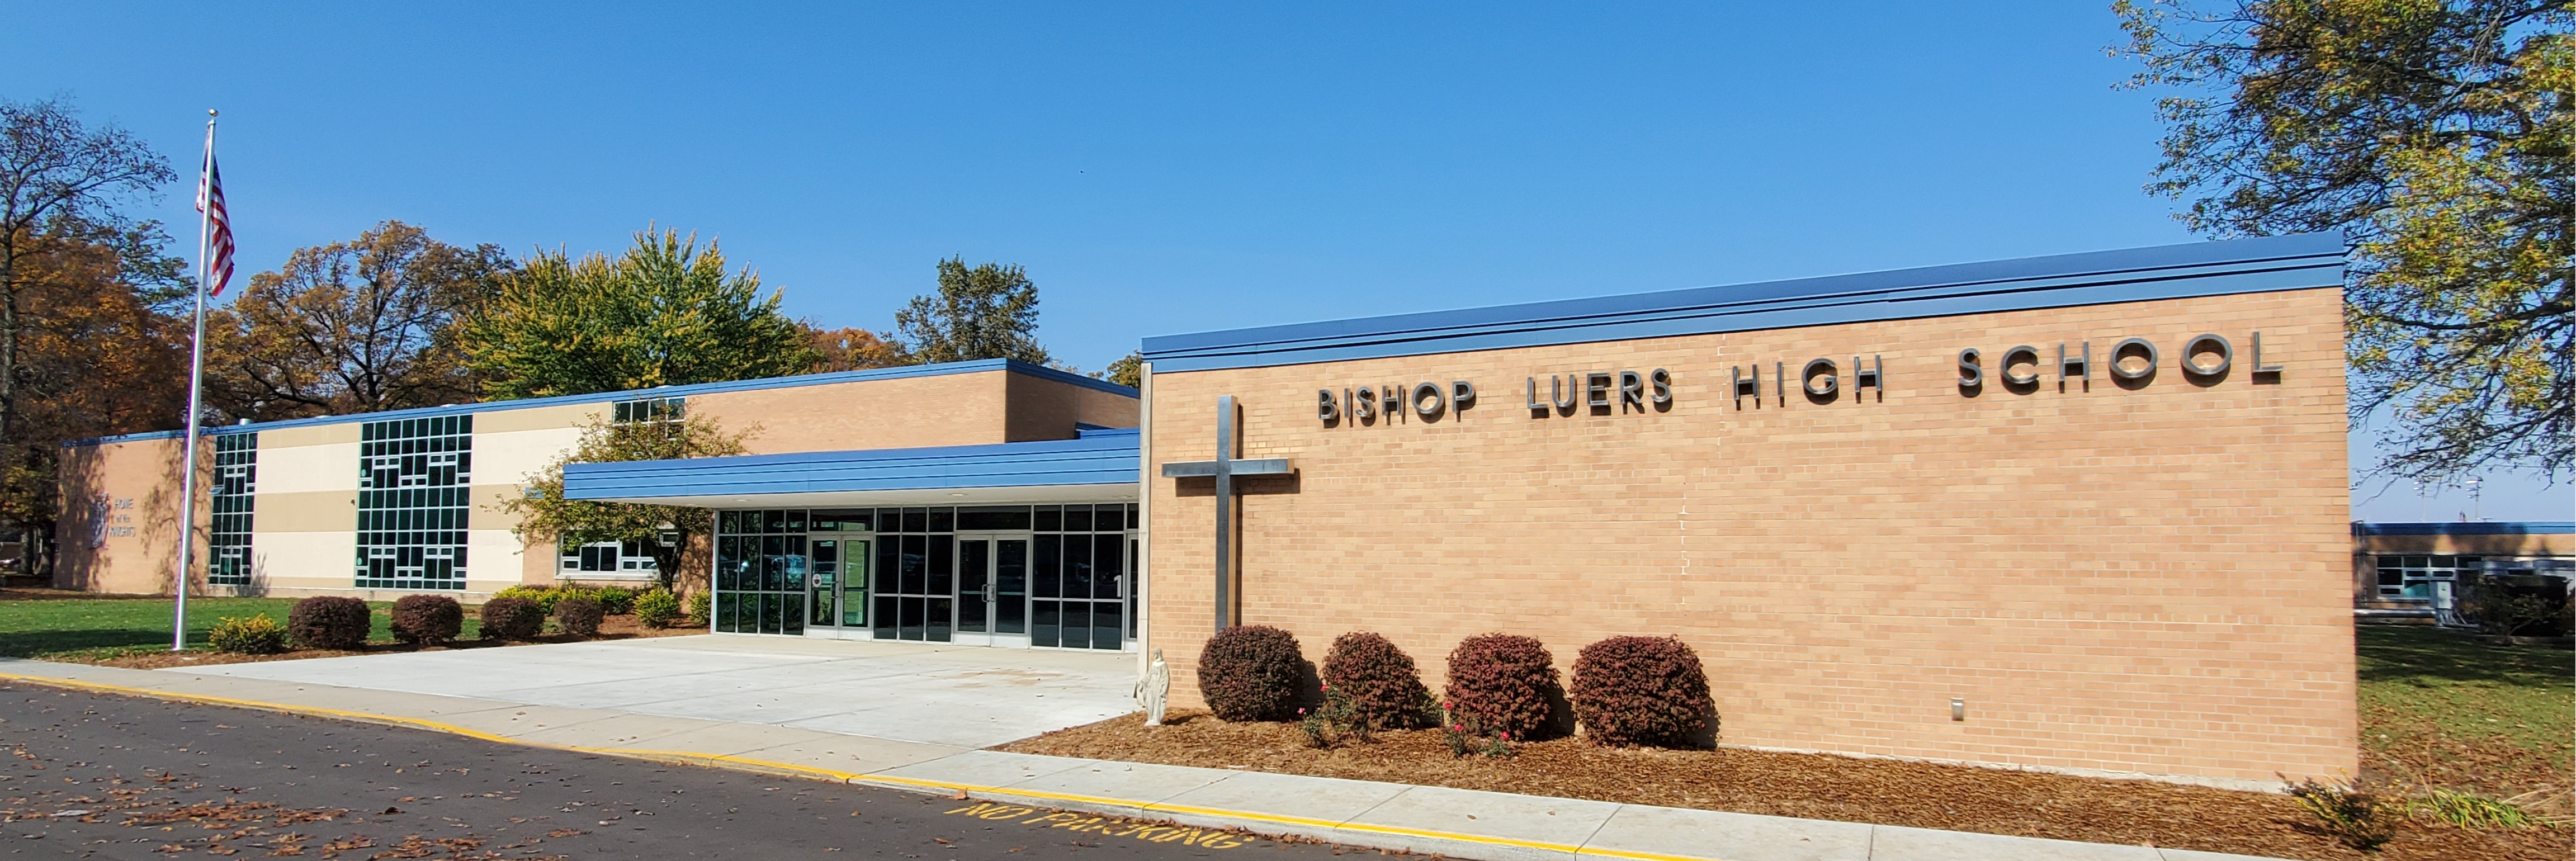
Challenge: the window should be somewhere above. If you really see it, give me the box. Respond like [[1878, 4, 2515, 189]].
[[355, 415, 473, 590], [714, 509, 810, 635], [209, 433, 257, 585], [560, 540, 661, 576], [2374, 554, 2483, 598], [612, 396, 685, 424]]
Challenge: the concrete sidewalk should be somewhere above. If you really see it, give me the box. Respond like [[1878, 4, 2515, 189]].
[[0, 657, 2290, 861]]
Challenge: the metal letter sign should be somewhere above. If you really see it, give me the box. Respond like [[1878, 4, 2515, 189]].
[[1158, 395, 1291, 630]]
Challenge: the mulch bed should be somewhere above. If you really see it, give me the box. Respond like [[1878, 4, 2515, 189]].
[[1001, 711, 2571, 861], [81, 615, 703, 670]]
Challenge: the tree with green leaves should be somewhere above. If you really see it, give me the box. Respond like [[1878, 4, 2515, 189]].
[[500, 413, 752, 590], [1102, 351, 1142, 389], [2115, 0, 2572, 480], [208, 220, 512, 422], [892, 257, 1051, 365], [463, 228, 817, 400]]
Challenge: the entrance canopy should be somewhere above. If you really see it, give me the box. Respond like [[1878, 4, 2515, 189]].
[[562, 427, 1140, 508]]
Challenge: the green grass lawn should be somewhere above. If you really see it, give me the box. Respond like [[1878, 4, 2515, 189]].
[[2356, 624, 2573, 797], [0, 595, 478, 661]]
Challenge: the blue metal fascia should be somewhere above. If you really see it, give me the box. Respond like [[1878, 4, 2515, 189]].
[[62, 358, 1136, 450], [2354, 521, 2576, 537], [562, 436, 1142, 501], [1141, 233, 2345, 372]]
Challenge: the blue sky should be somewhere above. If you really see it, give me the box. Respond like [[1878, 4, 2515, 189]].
[[8, 2, 2565, 520]]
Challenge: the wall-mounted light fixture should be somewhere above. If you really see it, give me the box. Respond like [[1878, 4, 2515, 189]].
[[1951, 698, 1966, 721]]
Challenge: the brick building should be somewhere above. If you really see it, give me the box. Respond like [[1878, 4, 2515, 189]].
[[1132, 231, 2355, 785], [56, 360, 1136, 604], [64, 233, 2367, 786]]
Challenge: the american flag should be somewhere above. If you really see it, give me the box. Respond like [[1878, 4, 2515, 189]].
[[195, 148, 234, 297]]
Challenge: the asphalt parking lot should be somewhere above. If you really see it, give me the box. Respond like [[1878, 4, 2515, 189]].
[[0, 683, 1353, 860]]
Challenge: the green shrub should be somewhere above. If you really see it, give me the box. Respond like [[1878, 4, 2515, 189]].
[[1570, 635, 1712, 748], [634, 589, 682, 628], [2463, 576, 2575, 637], [2285, 777, 2397, 850], [492, 584, 551, 605], [389, 595, 463, 646], [2418, 788, 2532, 830], [1443, 633, 1560, 740], [286, 596, 371, 650], [555, 596, 604, 637], [685, 590, 711, 627], [592, 586, 637, 616], [1321, 632, 1436, 732], [208, 614, 288, 655], [480, 597, 545, 640], [1197, 625, 1307, 722]]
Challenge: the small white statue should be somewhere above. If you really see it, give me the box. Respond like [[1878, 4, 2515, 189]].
[[1134, 648, 1170, 726]]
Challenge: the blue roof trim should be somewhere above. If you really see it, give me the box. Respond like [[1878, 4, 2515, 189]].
[[63, 358, 1136, 449], [2355, 522, 2575, 536], [1141, 233, 2346, 372], [562, 433, 1141, 501]]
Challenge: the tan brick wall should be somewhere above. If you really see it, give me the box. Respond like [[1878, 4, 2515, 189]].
[[697, 371, 1016, 454], [55, 436, 206, 595], [1005, 373, 1142, 442], [1145, 287, 2355, 784]]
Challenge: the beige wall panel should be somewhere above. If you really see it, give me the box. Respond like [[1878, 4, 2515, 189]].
[[467, 485, 530, 532], [476, 403, 605, 434], [240, 529, 356, 595], [252, 491, 355, 534], [258, 422, 359, 449], [257, 441, 359, 495], [1146, 287, 2353, 785], [468, 528, 532, 592], [697, 371, 1015, 454], [475, 426, 587, 488]]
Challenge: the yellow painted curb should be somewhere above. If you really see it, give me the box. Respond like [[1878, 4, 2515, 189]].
[[0, 671, 1724, 861]]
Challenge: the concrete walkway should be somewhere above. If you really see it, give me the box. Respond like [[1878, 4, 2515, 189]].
[[0, 647, 2293, 861], [176, 635, 1139, 748]]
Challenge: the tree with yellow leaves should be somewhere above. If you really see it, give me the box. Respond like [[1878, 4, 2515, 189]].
[[2116, 0, 2570, 479]]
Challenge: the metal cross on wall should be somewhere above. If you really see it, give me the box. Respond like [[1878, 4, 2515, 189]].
[[1158, 395, 1291, 631]]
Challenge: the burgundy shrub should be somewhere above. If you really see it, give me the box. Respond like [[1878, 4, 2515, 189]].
[[1569, 635, 1713, 748], [389, 595, 462, 646], [286, 596, 371, 650], [1443, 633, 1560, 739], [1197, 625, 1307, 722], [479, 597, 544, 640], [554, 596, 604, 638], [1321, 632, 1435, 730]]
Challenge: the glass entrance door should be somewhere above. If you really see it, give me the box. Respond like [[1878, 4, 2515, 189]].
[[810, 538, 840, 629], [806, 536, 870, 633], [952, 535, 1029, 646]]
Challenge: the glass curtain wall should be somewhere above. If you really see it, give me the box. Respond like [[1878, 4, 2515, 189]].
[[710, 503, 1136, 649], [1031, 504, 1134, 650], [713, 509, 807, 635], [355, 415, 472, 590], [209, 433, 257, 585]]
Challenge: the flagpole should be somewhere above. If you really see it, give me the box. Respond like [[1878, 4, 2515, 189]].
[[173, 110, 217, 651]]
